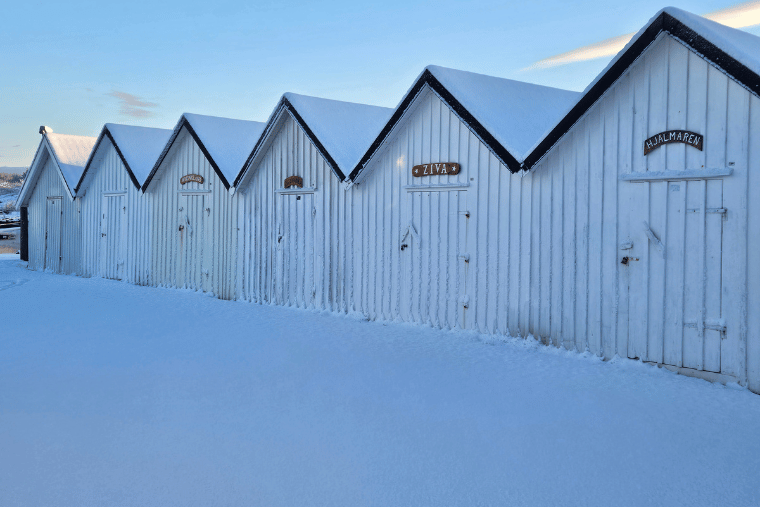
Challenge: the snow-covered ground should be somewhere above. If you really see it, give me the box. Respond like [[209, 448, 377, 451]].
[[0, 188, 20, 220], [1, 254, 758, 506]]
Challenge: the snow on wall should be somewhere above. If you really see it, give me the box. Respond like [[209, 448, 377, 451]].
[[79, 139, 152, 285], [26, 150, 81, 275], [147, 127, 238, 300], [238, 112, 349, 311], [528, 34, 757, 389]]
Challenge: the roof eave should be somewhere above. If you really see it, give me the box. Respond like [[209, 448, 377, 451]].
[[523, 10, 760, 170], [233, 96, 348, 190], [41, 136, 76, 200], [142, 116, 231, 192], [348, 69, 522, 183], [16, 136, 48, 206]]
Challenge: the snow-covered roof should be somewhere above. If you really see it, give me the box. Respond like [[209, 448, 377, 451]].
[[184, 113, 266, 187], [46, 133, 97, 193], [17, 132, 96, 203], [106, 124, 174, 186], [427, 66, 580, 162], [349, 65, 580, 180], [235, 93, 393, 187], [524, 7, 760, 169], [77, 124, 173, 192], [143, 113, 266, 191]]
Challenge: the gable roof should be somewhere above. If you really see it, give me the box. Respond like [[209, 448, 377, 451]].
[[17, 131, 97, 204], [76, 124, 173, 193], [348, 65, 580, 181], [523, 7, 760, 169], [234, 93, 393, 188], [142, 113, 266, 191]]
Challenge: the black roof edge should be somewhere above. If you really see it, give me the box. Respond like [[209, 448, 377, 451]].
[[283, 96, 346, 181], [104, 128, 142, 191], [523, 11, 760, 170], [233, 103, 284, 188], [141, 116, 230, 192], [74, 129, 106, 194], [348, 69, 522, 182], [233, 96, 346, 188], [76, 127, 141, 193]]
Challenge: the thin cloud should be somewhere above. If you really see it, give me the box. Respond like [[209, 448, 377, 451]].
[[525, 1, 760, 70], [107, 90, 159, 118]]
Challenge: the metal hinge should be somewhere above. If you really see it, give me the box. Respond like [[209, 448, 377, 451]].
[[684, 317, 727, 337]]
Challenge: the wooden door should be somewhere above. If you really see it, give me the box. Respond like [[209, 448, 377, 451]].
[[402, 190, 470, 329], [44, 197, 62, 272], [273, 193, 315, 308], [177, 193, 209, 291], [100, 194, 125, 280], [625, 178, 725, 372]]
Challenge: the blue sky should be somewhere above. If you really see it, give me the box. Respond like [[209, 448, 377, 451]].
[[2, 0, 758, 167]]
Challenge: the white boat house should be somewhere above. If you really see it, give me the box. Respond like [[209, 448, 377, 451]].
[[17, 127, 96, 274], [517, 7, 760, 392], [346, 65, 579, 333], [75, 124, 172, 284], [234, 93, 391, 310], [142, 113, 265, 299]]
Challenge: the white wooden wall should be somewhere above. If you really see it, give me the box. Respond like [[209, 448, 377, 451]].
[[237, 112, 349, 311], [25, 151, 81, 275], [79, 140, 152, 285], [350, 36, 759, 392], [527, 33, 758, 390], [148, 128, 238, 300], [350, 86, 501, 331]]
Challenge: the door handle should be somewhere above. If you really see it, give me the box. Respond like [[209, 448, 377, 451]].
[[643, 221, 665, 258]]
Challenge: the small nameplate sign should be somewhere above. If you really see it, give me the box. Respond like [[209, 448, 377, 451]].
[[644, 130, 703, 155], [284, 175, 303, 188], [412, 162, 460, 177], [180, 174, 204, 185]]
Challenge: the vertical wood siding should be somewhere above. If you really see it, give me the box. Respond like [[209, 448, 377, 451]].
[[349, 35, 758, 391], [238, 112, 349, 312], [26, 150, 81, 275], [80, 140, 152, 285], [148, 128, 238, 300], [528, 34, 755, 388], [350, 86, 495, 331]]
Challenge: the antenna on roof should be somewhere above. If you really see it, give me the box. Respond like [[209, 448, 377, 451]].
[[39, 126, 53, 135]]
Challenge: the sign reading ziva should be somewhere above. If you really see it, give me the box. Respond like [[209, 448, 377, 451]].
[[180, 174, 204, 185], [644, 130, 703, 155], [412, 162, 460, 177]]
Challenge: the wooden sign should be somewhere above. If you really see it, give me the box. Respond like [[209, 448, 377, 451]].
[[180, 174, 204, 185], [284, 175, 303, 188], [412, 163, 460, 177], [644, 130, 703, 155]]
